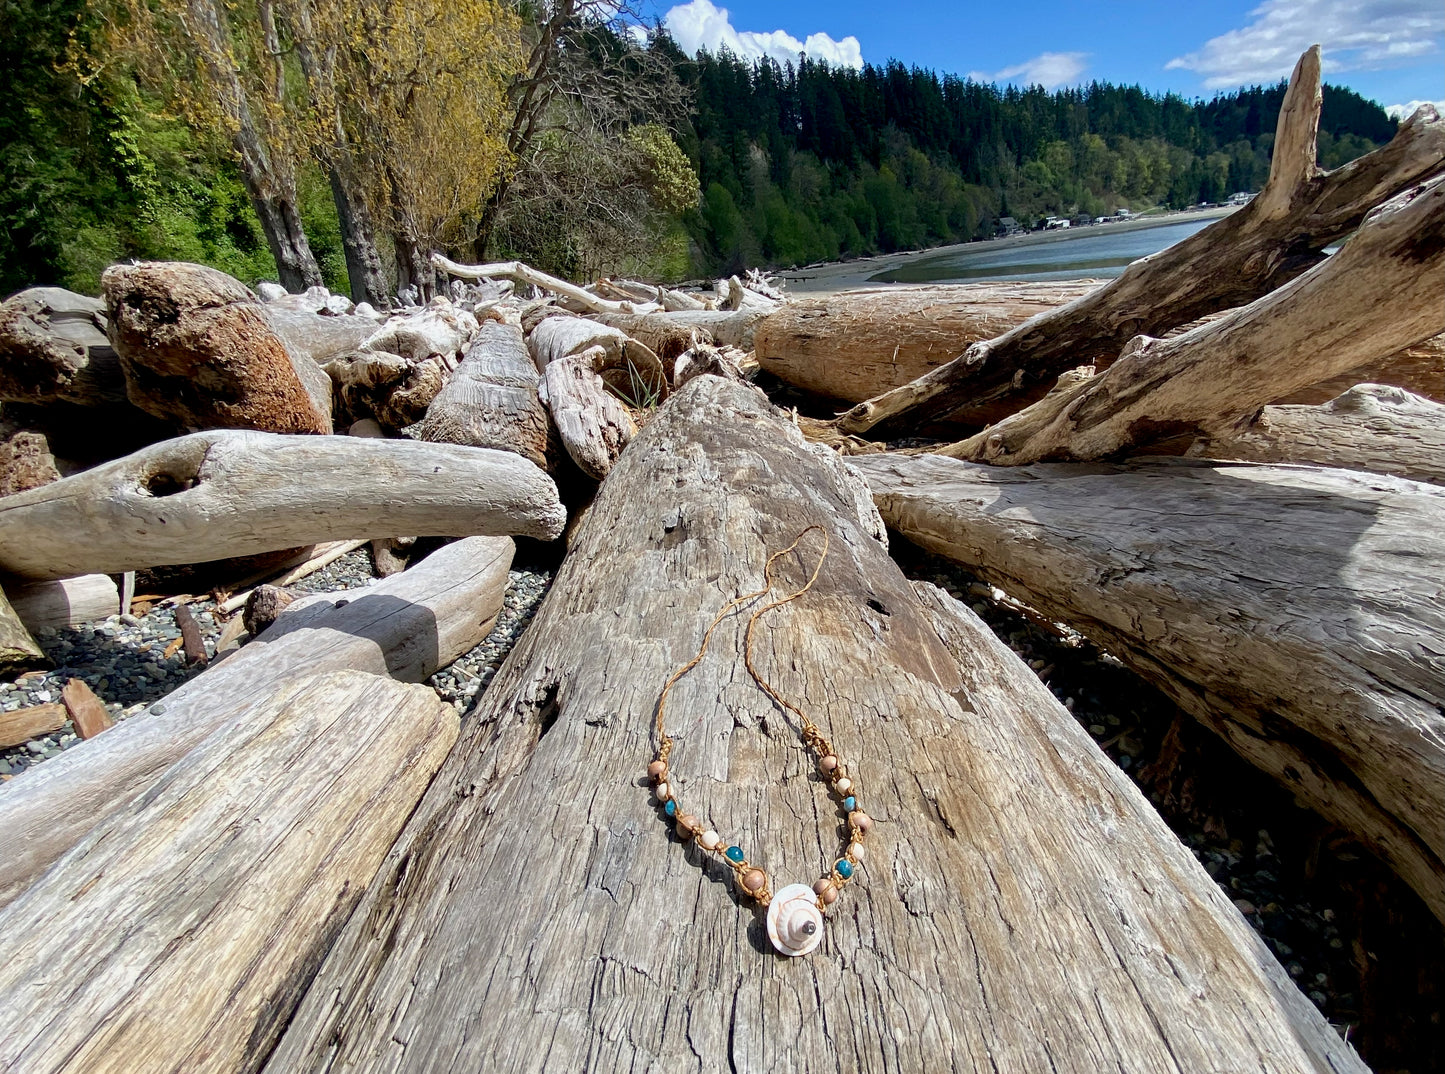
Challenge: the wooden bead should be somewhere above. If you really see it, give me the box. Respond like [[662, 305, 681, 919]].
[[850, 810, 872, 834], [647, 760, 667, 780], [834, 777, 852, 794], [742, 870, 766, 893], [654, 781, 670, 801], [819, 755, 839, 773], [676, 814, 698, 837], [699, 830, 721, 851], [819, 884, 839, 906], [813, 878, 834, 896]]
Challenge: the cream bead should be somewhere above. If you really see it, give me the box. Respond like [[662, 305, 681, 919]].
[[848, 842, 864, 861], [834, 777, 852, 794], [699, 830, 721, 851], [654, 781, 670, 801]]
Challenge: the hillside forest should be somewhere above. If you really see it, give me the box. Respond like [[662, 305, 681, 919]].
[[1, 0, 1400, 298]]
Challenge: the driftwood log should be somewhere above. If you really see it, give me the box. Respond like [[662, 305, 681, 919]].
[[4, 575, 120, 632], [0, 671, 457, 1074], [1280, 333, 1444, 405], [1189, 383, 1445, 485], [596, 308, 772, 352], [0, 287, 126, 407], [838, 49, 1445, 437], [0, 585, 47, 676], [940, 173, 1445, 464], [0, 703, 67, 751], [260, 377, 1359, 1073], [540, 348, 636, 479], [357, 300, 478, 363], [0, 535, 513, 908], [405, 320, 555, 471], [854, 452, 1445, 924], [0, 429, 562, 579], [755, 281, 1099, 415], [324, 349, 447, 431], [528, 314, 668, 400], [263, 305, 381, 365], [432, 255, 649, 316], [102, 261, 334, 434]]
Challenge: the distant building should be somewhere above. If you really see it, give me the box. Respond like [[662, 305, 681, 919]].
[[997, 216, 1024, 236], [1228, 191, 1254, 205], [1044, 217, 1071, 230], [1072, 214, 1093, 227]]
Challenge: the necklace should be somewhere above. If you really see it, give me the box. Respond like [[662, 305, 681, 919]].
[[647, 525, 873, 957]]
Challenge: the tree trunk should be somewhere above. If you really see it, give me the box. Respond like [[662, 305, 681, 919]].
[[854, 452, 1445, 924], [261, 376, 1360, 1074], [0, 429, 563, 579], [328, 163, 391, 307], [836, 50, 1445, 438], [0, 535, 513, 909], [0, 671, 456, 1074], [1189, 383, 1445, 485], [940, 174, 1445, 465], [394, 231, 436, 303]]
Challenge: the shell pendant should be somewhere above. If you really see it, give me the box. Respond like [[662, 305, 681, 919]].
[[766, 884, 826, 956]]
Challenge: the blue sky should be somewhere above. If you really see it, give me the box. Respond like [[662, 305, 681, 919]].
[[648, 0, 1445, 115]]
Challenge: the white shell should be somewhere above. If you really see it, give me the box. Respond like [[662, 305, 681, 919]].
[[766, 883, 825, 957]]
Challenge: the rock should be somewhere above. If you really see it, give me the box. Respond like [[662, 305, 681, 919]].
[[102, 262, 332, 434], [0, 287, 127, 407], [0, 421, 63, 496]]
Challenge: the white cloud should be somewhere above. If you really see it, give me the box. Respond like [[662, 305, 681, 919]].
[[662, 0, 864, 70], [1385, 98, 1445, 119], [1166, 0, 1445, 89], [968, 52, 1089, 90]]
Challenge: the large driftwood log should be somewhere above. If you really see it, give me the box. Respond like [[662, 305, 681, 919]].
[[0, 535, 513, 909], [540, 349, 636, 479], [0, 585, 47, 675], [102, 261, 333, 434], [1189, 383, 1445, 485], [755, 281, 1099, 413], [261, 376, 1358, 1074], [0, 429, 562, 579], [838, 50, 1445, 437], [263, 305, 382, 365], [324, 350, 447, 430], [0, 287, 126, 407], [854, 452, 1445, 924], [941, 174, 1445, 464], [357, 299, 479, 363], [5, 575, 120, 632], [528, 314, 668, 401], [1283, 332, 1444, 405], [596, 308, 772, 352], [0, 671, 457, 1074], [405, 320, 555, 471]]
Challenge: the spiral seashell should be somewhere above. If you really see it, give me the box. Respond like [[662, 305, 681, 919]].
[[766, 883, 825, 957]]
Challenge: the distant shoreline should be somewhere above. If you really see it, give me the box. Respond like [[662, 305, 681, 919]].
[[779, 205, 1237, 295]]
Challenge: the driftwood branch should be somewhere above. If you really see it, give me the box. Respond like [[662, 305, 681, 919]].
[[431, 255, 646, 315], [0, 535, 513, 908], [0, 429, 564, 579], [854, 452, 1445, 923], [540, 348, 637, 479], [940, 174, 1445, 464], [837, 49, 1445, 437]]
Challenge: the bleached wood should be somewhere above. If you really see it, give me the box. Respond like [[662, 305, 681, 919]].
[[838, 51, 1445, 437], [596, 308, 772, 351], [854, 451, 1445, 923], [0, 535, 512, 909], [263, 376, 1359, 1074], [540, 349, 636, 479], [263, 305, 379, 365], [404, 320, 556, 471], [527, 314, 667, 399], [0, 287, 126, 407], [5, 574, 119, 631], [432, 255, 638, 315], [0, 429, 562, 579], [1283, 332, 1443, 405], [0, 585, 46, 675], [1190, 384, 1445, 484], [941, 174, 1445, 464], [0, 670, 457, 1074]]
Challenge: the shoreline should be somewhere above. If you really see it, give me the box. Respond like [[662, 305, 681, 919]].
[[779, 205, 1236, 295]]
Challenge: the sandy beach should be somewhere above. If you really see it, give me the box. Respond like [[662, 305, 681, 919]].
[[779, 205, 1236, 295]]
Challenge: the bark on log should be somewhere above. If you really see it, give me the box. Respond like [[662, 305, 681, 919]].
[[0, 287, 126, 407], [838, 52, 1445, 437], [0, 429, 563, 579], [404, 320, 556, 471], [0, 671, 457, 1074], [854, 452, 1445, 924], [528, 314, 668, 402], [1189, 384, 1445, 484], [941, 174, 1445, 465], [0, 535, 513, 909], [756, 281, 1099, 412], [4, 575, 120, 631], [0, 584, 47, 675], [540, 350, 636, 479], [261, 376, 1358, 1074], [102, 261, 333, 434]]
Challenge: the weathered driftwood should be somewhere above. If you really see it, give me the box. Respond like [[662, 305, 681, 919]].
[[838, 51, 1445, 437], [4, 575, 120, 632], [0, 429, 562, 579], [528, 314, 668, 400], [673, 343, 751, 390], [756, 281, 1099, 413], [261, 376, 1358, 1074], [263, 305, 380, 365], [216, 539, 370, 614], [0, 671, 456, 1074], [325, 350, 447, 430], [405, 320, 555, 471], [0, 287, 126, 407], [1281, 332, 1444, 405], [0, 535, 512, 909], [1190, 384, 1445, 485], [0, 585, 47, 675], [358, 299, 479, 363], [596, 308, 772, 352], [941, 174, 1445, 464], [60, 677, 112, 739], [102, 261, 333, 434], [432, 255, 650, 316], [855, 452, 1445, 924], [0, 703, 66, 751], [540, 349, 636, 480]]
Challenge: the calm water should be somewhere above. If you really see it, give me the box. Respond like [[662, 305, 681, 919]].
[[869, 219, 1214, 285]]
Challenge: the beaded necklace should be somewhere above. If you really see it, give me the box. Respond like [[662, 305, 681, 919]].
[[646, 526, 873, 957]]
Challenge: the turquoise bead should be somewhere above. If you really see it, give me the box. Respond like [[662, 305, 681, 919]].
[[836, 858, 854, 879], [843, 796, 856, 812], [725, 845, 745, 863], [664, 799, 677, 817]]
